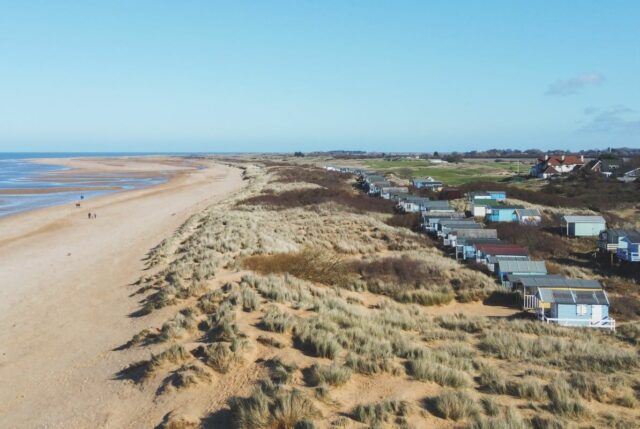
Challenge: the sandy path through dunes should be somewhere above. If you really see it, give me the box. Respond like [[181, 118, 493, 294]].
[[0, 158, 244, 428]]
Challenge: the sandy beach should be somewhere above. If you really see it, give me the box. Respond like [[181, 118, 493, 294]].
[[0, 157, 244, 428]]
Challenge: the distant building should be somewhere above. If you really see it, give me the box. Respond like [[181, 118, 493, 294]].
[[561, 215, 606, 237], [619, 167, 640, 183], [586, 157, 625, 177], [530, 154, 585, 178], [412, 177, 444, 192]]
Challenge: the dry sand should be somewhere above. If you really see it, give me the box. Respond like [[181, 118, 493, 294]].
[[0, 157, 244, 428]]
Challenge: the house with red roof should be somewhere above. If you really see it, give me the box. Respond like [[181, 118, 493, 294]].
[[530, 154, 585, 178]]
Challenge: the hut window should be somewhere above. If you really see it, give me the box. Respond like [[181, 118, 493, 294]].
[[577, 304, 588, 316]]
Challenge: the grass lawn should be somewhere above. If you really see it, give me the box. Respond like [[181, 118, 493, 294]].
[[364, 159, 528, 185]]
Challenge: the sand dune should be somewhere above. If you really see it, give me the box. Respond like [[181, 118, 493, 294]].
[[0, 157, 244, 428]]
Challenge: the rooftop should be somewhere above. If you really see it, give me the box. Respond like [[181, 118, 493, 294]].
[[497, 259, 547, 274], [422, 212, 465, 220], [486, 255, 528, 264], [508, 275, 602, 289], [562, 215, 606, 224], [475, 243, 529, 256], [452, 229, 498, 238], [422, 201, 452, 208], [515, 208, 542, 217], [458, 238, 503, 246], [443, 224, 483, 230], [624, 231, 640, 243], [538, 155, 585, 165], [539, 288, 609, 306]]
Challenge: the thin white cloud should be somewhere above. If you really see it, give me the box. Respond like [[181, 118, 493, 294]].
[[578, 105, 640, 134], [546, 73, 605, 96]]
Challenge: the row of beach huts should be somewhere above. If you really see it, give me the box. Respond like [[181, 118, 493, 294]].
[[325, 165, 634, 331]]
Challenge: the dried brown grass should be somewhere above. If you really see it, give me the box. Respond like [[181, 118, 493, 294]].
[[242, 247, 349, 285]]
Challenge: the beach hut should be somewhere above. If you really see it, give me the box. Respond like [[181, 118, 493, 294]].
[[471, 199, 506, 217], [485, 255, 528, 273], [412, 177, 444, 191], [485, 205, 524, 222], [561, 215, 606, 237], [421, 212, 465, 232], [467, 191, 506, 202], [380, 186, 409, 199], [367, 180, 390, 196], [495, 259, 547, 285], [436, 219, 479, 237], [473, 243, 529, 264], [616, 231, 640, 262], [421, 200, 455, 213], [509, 275, 614, 329], [488, 191, 507, 201], [446, 228, 498, 248], [389, 192, 412, 202], [515, 208, 542, 225], [441, 225, 486, 246], [397, 196, 431, 213], [598, 229, 628, 254], [456, 238, 503, 261]]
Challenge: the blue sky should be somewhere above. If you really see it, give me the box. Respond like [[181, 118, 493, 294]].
[[0, 1, 638, 152]]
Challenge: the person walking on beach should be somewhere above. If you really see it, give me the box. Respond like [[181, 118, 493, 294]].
[[88, 212, 92, 219]]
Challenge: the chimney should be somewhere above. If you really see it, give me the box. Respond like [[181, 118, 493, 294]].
[[545, 155, 549, 161], [580, 155, 584, 162], [561, 155, 565, 161]]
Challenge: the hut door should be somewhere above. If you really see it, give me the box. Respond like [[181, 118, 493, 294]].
[[591, 305, 602, 322]]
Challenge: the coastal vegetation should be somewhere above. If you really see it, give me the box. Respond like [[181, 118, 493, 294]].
[[121, 158, 640, 429]]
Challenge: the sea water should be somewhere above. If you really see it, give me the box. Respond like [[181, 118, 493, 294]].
[[0, 153, 171, 217]]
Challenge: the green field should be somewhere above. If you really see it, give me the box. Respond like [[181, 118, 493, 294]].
[[364, 159, 527, 185]]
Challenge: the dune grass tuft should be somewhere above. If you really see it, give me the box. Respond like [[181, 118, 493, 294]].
[[546, 379, 587, 418], [352, 400, 409, 425], [306, 363, 352, 387], [430, 390, 479, 421], [260, 305, 295, 333], [406, 358, 471, 388]]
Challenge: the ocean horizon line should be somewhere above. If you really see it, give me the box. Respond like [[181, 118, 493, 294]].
[[0, 151, 249, 160]]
